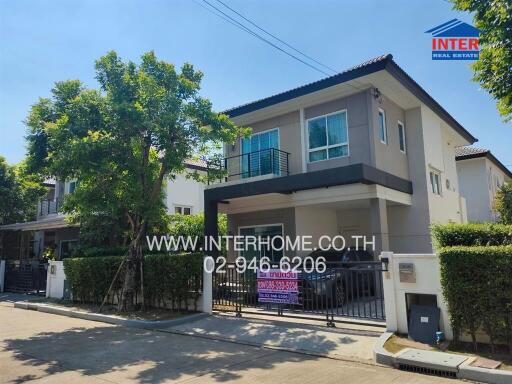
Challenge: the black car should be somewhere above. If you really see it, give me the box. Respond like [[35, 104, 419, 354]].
[[301, 248, 378, 308]]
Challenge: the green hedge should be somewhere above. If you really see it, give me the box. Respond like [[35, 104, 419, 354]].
[[64, 253, 203, 311], [432, 223, 512, 247], [439, 246, 512, 351]]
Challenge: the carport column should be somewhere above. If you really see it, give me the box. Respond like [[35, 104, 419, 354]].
[[380, 251, 398, 332], [202, 195, 218, 315], [370, 198, 389, 255]]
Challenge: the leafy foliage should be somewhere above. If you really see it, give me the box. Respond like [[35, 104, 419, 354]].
[[439, 246, 512, 352], [494, 182, 512, 224], [431, 222, 512, 247], [63, 252, 203, 311], [168, 213, 227, 252], [26, 51, 247, 309], [0, 156, 47, 225], [451, 0, 512, 121]]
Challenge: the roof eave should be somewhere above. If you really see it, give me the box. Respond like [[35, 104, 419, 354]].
[[456, 152, 512, 179]]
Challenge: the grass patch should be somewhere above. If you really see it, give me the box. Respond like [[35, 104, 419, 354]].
[[383, 335, 407, 354]]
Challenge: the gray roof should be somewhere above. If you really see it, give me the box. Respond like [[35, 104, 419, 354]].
[[454, 146, 489, 158], [456, 146, 512, 179], [222, 54, 477, 144]]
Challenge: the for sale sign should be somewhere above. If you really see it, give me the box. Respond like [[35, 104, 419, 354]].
[[257, 268, 299, 304]]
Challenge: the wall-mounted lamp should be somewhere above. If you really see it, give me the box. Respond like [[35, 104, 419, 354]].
[[380, 257, 389, 272], [373, 87, 382, 104]]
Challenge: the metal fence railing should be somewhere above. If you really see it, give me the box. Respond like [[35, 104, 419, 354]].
[[207, 148, 290, 184], [212, 261, 386, 325]]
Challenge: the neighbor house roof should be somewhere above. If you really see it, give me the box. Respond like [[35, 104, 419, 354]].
[[0, 215, 79, 231], [455, 146, 512, 179], [184, 159, 208, 171], [223, 54, 477, 144]]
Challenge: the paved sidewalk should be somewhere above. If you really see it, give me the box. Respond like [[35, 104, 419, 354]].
[[0, 305, 460, 383], [165, 314, 382, 363]]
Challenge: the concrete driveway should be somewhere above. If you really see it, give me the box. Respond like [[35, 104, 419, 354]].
[[0, 304, 461, 383]]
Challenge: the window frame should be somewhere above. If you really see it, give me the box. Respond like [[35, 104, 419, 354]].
[[397, 120, 406, 154], [174, 205, 192, 215], [429, 169, 442, 196], [306, 109, 349, 163], [378, 108, 387, 144], [240, 127, 280, 178], [238, 223, 284, 261]]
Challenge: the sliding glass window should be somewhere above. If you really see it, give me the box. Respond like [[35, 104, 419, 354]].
[[307, 111, 348, 162]]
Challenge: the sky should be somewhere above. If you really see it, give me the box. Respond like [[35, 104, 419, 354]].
[[0, 0, 510, 170]]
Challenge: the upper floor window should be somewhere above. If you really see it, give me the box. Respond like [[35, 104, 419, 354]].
[[398, 121, 406, 153], [429, 170, 441, 195], [174, 205, 192, 215], [307, 111, 348, 162], [378, 109, 387, 144]]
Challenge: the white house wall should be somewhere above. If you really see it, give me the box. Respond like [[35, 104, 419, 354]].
[[166, 172, 205, 215], [421, 106, 466, 226]]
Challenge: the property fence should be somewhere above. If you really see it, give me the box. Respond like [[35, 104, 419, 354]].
[[212, 261, 385, 325], [4, 260, 47, 294]]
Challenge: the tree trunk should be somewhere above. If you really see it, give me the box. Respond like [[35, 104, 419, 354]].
[[119, 223, 145, 311]]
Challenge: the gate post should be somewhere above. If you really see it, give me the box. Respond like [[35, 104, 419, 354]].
[[202, 256, 213, 314], [380, 251, 398, 332], [0, 260, 5, 293]]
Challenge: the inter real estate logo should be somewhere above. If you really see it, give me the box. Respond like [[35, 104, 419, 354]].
[[425, 19, 480, 60]]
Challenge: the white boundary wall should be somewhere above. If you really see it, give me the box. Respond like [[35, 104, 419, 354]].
[[380, 252, 453, 340], [46, 261, 66, 299]]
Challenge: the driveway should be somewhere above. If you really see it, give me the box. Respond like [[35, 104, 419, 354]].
[[0, 304, 461, 383]]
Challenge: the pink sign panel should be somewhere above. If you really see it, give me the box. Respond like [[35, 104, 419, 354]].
[[257, 268, 299, 304]]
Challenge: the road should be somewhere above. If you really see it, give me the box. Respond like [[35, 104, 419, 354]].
[[0, 304, 460, 383]]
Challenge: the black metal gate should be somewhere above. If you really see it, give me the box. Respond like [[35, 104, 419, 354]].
[[212, 261, 385, 326], [5, 261, 47, 294]]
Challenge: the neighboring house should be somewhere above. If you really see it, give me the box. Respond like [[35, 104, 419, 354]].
[[0, 160, 207, 261], [204, 54, 476, 258], [455, 146, 512, 222]]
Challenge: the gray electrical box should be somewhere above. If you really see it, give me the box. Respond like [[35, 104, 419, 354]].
[[399, 262, 415, 283], [409, 304, 440, 344]]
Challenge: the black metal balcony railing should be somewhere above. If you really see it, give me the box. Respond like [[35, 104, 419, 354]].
[[207, 148, 290, 184], [38, 197, 63, 216]]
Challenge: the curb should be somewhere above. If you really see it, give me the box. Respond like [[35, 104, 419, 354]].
[[458, 357, 512, 384], [373, 332, 512, 384], [373, 332, 395, 367], [13, 301, 209, 329]]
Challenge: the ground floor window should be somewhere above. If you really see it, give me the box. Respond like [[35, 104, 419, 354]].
[[174, 205, 192, 215], [60, 239, 79, 259], [239, 224, 283, 263]]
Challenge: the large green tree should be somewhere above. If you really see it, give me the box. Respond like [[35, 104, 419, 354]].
[[451, 0, 512, 121], [0, 156, 46, 225], [26, 51, 246, 310]]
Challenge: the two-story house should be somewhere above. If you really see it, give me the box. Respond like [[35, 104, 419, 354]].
[[204, 54, 476, 259], [0, 161, 207, 261], [455, 146, 512, 222]]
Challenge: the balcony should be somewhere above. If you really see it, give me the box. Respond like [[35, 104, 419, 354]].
[[37, 198, 63, 217], [207, 148, 290, 184]]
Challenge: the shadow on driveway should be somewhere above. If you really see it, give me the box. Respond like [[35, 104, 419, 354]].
[[3, 324, 336, 383]]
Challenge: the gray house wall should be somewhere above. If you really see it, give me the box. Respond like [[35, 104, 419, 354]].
[[456, 158, 493, 222], [387, 107, 433, 253], [370, 95, 410, 180]]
